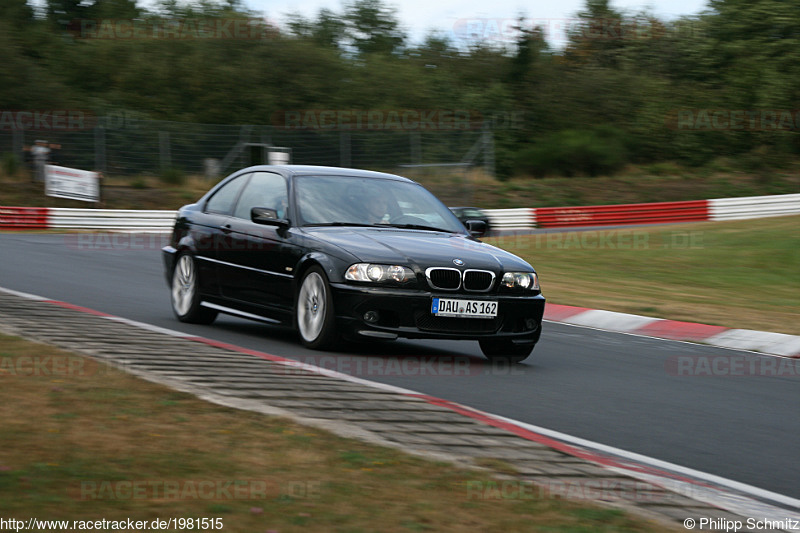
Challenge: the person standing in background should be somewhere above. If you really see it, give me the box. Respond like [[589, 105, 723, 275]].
[[25, 139, 61, 182]]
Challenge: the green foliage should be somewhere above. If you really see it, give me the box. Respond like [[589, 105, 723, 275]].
[[513, 127, 628, 177], [130, 177, 148, 189], [640, 161, 683, 176], [1, 152, 20, 177], [159, 167, 185, 185], [0, 0, 797, 179]]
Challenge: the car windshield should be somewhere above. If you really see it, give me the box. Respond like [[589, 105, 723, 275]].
[[295, 175, 466, 233]]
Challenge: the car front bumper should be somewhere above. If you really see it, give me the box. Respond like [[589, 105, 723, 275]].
[[330, 283, 545, 343]]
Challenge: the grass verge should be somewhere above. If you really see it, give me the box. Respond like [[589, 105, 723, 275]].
[[0, 333, 670, 532], [486, 215, 800, 335]]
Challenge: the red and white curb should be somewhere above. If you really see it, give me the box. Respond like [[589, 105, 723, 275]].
[[1, 285, 800, 527], [544, 304, 800, 358]]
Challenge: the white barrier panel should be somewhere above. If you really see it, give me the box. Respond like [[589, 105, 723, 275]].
[[48, 208, 177, 232], [31, 193, 800, 232], [45, 165, 100, 203], [709, 193, 800, 221], [483, 208, 536, 230]]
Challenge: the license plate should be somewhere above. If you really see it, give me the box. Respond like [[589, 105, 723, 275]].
[[432, 298, 497, 318]]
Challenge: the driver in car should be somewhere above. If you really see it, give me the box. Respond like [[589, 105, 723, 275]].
[[363, 192, 392, 225]]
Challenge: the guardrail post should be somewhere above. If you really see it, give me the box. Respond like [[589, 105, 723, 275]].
[[159, 131, 171, 172]]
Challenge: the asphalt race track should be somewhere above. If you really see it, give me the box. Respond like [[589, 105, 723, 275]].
[[1, 232, 798, 501]]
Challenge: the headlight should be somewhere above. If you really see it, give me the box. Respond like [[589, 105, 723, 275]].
[[501, 272, 539, 290], [345, 263, 414, 283]]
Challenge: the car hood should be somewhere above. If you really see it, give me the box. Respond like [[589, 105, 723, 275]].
[[304, 227, 534, 272]]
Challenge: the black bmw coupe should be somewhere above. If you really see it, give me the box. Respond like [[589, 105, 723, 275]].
[[163, 165, 544, 362]]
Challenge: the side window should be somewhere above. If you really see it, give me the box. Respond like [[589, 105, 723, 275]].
[[232, 172, 288, 221], [205, 174, 248, 215]]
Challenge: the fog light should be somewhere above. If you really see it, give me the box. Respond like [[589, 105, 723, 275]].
[[364, 311, 380, 323], [525, 319, 537, 330]]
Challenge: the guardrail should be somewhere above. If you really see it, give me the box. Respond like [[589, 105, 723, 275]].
[[0, 207, 177, 231], [535, 200, 709, 228], [709, 193, 800, 221], [482, 208, 536, 230], [47, 208, 177, 231], [0, 207, 49, 230], [2, 193, 799, 232]]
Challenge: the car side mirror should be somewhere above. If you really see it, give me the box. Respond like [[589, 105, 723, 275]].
[[251, 207, 289, 228], [465, 219, 487, 237]]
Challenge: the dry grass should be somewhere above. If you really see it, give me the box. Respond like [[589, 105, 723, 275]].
[[488, 215, 800, 335], [0, 334, 673, 532]]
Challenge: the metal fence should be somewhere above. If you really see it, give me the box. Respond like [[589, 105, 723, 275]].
[[0, 118, 493, 184]]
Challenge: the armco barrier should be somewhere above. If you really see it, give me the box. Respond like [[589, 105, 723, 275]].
[[48, 208, 177, 231], [483, 208, 536, 230], [535, 200, 710, 228], [1, 194, 798, 232], [709, 193, 800, 221], [0, 207, 50, 229]]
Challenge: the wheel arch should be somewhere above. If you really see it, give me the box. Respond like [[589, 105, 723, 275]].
[[293, 252, 341, 291]]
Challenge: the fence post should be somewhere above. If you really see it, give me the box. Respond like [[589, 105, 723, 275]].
[[94, 125, 106, 173], [340, 132, 351, 167], [12, 128, 24, 167], [410, 132, 421, 165], [159, 131, 171, 172], [482, 126, 495, 179]]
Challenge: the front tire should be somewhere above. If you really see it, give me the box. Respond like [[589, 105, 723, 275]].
[[296, 266, 338, 350], [171, 253, 218, 324], [479, 339, 534, 363]]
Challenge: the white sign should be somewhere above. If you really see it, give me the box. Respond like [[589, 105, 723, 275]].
[[45, 165, 100, 203], [268, 148, 291, 165]]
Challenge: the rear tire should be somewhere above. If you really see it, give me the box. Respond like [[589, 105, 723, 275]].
[[296, 266, 338, 350], [479, 339, 534, 363], [170, 252, 218, 324]]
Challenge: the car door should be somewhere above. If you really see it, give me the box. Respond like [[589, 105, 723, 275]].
[[217, 171, 301, 313], [194, 172, 249, 297]]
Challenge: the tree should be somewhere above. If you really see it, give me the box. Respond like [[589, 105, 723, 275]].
[[287, 8, 347, 51], [0, 0, 33, 27], [564, 0, 627, 68], [508, 18, 547, 85], [342, 0, 405, 55]]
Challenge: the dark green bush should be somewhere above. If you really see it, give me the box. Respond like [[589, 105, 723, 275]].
[[513, 126, 628, 178], [1, 153, 19, 177], [160, 167, 186, 186]]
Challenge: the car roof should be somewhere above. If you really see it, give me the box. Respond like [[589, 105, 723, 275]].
[[239, 165, 414, 183]]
